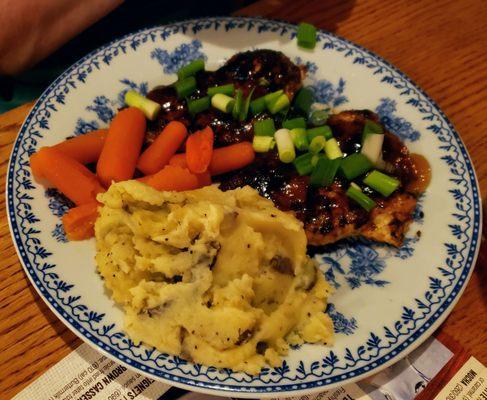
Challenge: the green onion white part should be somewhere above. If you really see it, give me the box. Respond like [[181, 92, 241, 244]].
[[211, 94, 235, 113], [324, 138, 343, 159], [274, 128, 296, 163], [361, 133, 384, 165], [124, 90, 161, 120], [253, 136, 275, 153], [309, 136, 326, 154]]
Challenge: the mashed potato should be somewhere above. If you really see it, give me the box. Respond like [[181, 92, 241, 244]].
[[95, 181, 333, 374]]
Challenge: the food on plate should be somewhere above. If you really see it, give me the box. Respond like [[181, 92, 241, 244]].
[[29, 49, 429, 248], [95, 181, 333, 374], [62, 202, 99, 241], [26, 44, 431, 375], [137, 120, 188, 175], [96, 107, 146, 187], [30, 147, 104, 205], [52, 129, 107, 164], [219, 110, 421, 246]]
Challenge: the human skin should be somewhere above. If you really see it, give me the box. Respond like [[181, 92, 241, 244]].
[[0, 0, 123, 75]]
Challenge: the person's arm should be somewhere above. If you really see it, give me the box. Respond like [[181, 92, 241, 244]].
[[0, 0, 123, 76]]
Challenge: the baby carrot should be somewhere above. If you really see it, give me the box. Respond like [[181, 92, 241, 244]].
[[30, 147, 104, 205], [62, 202, 99, 241], [97, 107, 146, 187], [185, 126, 214, 173], [170, 142, 255, 177], [209, 142, 255, 175], [137, 121, 188, 175], [53, 129, 107, 164], [144, 165, 200, 192], [30, 151, 45, 180], [196, 171, 212, 187], [168, 153, 212, 187], [169, 153, 187, 167]]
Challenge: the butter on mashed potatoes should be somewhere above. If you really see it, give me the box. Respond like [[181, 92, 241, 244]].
[[95, 181, 333, 374]]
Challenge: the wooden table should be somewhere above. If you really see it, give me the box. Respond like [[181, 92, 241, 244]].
[[1, 0, 486, 397]]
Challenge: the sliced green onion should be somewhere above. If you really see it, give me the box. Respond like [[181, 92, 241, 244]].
[[174, 76, 197, 98], [268, 94, 290, 114], [294, 87, 314, 114], [311, 154, 321, 167], [207, 83, 234, 97], [363, 170, 400, 197], [310, 157, 341, 187], [232, 89, 244, 120], [283, 117, 307, 130], [309, 135, 326, 154], [362, 119, 384, 142], [187, 96, 210, 115], [346, 184, 376, 212], [340, 153, 373, 180], [177, 59, 205, 80], [361, 132, 384, 165], [350, 182, 361, 191], [253, 118, 276, 136], [264, 90, 284, 107], [274, 129, 296, 163], [211, 93, 235, 113], [309, 110, 329, 126], [239, 88, 255, 122], [253, 136, 275, 153], [297, 22, 317, 49], [124, 90, 161, 120], [307, 125, 333, 141], [293, 153, 314, 176], [289, 128, 309, 151], [324, 138, 343, 159], [250, 96, 267, 115]]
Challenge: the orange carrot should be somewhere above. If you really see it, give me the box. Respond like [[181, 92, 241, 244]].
[[185, 126, 214, 173], [97, 107, 146, 187], [168, 154, 211, 187], [137, 121, 188, 175], [209, 142, 255, 175], [53, 129, 107, 164], [62, 202, 99, 241], [196, 171, 212, 187], [169, 153, 187, 168], [170, 142, 255, 177], [30, 147, 104, 205], [30, 151, 45, 180], [144, 165, 200, 191]]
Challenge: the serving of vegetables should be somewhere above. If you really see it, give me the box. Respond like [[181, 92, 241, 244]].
[[30, 70, 259, 241]]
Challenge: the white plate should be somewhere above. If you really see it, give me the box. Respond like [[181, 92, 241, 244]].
[[6, 17, 482, 397]]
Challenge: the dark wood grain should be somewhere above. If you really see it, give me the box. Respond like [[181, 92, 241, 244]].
[[1, 1, 486, 397]]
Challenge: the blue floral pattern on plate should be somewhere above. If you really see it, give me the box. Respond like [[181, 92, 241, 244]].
[[6, 17, 481, 396], [151, 40, 207, 75]]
